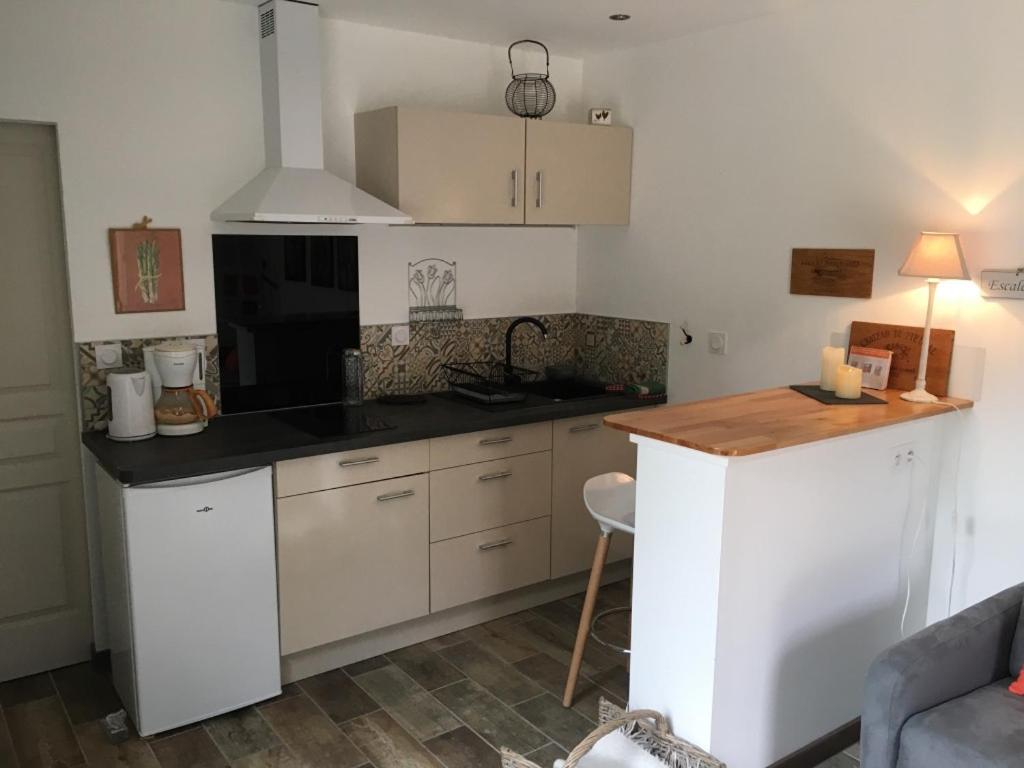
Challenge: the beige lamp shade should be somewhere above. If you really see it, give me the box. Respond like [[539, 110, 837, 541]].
[[899, 232, 970, 280]]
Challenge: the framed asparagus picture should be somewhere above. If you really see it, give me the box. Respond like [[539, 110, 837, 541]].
[[109, 218, 184, 313]]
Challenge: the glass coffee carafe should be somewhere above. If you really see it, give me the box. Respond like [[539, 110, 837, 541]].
[[153, 386, 216, 434]]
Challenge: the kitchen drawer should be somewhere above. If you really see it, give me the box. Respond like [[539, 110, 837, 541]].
[[429, 422, 552, 470], [276, 474, 429, 654], [275, 440, 429, 497], [430, 517, 551, 612], [430, 451, 552, 542]]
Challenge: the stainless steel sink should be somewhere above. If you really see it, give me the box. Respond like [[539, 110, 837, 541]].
[[518, 379, 609, 402]]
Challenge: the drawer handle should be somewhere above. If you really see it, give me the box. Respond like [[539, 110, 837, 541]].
[[479, 538, 513, 551], [569, 423, 601, 433], [376, 489, 415, 502], [338, 457, 380, 468], [478, 470, 512, 482], [479, 436, 512, 446]]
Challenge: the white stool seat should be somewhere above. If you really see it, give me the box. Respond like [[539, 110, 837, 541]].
[[583, 472, 636, 536]]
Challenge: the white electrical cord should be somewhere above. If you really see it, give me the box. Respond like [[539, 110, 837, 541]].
[[897, 400, 967, 637], [933, 401, 967, 617], [899, 459, 926, 638]]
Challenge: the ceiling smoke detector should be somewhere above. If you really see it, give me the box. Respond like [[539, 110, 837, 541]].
[[609, 13, 631, 21]]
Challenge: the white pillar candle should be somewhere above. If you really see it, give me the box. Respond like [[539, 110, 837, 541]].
[[835, 364, 863, 400], [820, 347, 845, 392]]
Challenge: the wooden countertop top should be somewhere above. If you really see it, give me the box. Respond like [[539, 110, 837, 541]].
[[604, 387, 973, 457]]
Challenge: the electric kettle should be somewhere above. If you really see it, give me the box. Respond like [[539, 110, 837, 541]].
[[106, 369, 157, 441]]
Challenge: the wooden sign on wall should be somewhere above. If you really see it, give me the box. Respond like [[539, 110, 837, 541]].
[[979, 269, 1024, 299], [790, 249, 875, 299], [848, 321, 954, 397]]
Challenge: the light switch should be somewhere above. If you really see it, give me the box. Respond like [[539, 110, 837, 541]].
[[708, 331, 728, 355], [391, 324, 410, 346], [94, 342, 123, 370]]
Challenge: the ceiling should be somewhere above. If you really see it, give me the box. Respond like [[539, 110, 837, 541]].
[[227, 0, 811, 57]]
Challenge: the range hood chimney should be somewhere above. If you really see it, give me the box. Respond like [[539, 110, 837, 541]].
[[212, 0, 412, 224]]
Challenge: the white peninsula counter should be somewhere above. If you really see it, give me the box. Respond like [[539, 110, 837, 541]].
[[605, 387, 972, 768]]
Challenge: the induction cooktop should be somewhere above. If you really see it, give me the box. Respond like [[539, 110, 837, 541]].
[[271, 404, 393, 439]]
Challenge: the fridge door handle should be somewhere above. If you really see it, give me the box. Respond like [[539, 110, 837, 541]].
[[130, 467, 271, 490]]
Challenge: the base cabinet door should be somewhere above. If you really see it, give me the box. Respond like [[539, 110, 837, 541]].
[[276, 474, 429, 654], [525, 121, 633, 225], [551, 414, 637, 579]]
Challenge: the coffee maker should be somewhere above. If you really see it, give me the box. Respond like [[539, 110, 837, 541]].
[[143, 341, 217, 436]]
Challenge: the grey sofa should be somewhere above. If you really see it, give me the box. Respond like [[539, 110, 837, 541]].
[[862, 583, 1024, 767]]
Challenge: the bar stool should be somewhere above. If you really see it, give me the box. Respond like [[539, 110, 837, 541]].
[[562, 472, 635, 708]]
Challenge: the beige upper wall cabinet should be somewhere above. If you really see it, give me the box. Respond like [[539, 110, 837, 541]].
[[354, 107, 632, 226], [525, 121, 633, 226], [355, 107, 526, 225]]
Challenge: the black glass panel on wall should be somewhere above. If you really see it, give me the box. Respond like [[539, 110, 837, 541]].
[[212, 234, 360, 415]]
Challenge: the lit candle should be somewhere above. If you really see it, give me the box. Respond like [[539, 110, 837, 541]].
[[820, 346, 845, 392], [835, 364, 863, 400]]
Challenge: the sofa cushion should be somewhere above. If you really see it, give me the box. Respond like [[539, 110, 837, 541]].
[[1012, 597, 1024, 677], [896, 680, 1024, 768]]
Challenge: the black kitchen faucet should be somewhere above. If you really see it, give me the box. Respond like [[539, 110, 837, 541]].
[[504, 316, 549, 380]]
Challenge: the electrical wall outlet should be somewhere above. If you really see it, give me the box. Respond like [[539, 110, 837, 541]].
[[892, 444, 917, 469], [391, 324, 410, 346], [708, 331, 728, 355], [94, 342, 123, 370]]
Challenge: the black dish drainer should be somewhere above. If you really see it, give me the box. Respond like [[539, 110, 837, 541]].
[[443, 362, 539, 405]]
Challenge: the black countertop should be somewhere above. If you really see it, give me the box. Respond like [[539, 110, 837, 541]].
[[83, 393, 660, 485]]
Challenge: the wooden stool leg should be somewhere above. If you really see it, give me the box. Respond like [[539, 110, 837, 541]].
[[562, 532, 612, 708]]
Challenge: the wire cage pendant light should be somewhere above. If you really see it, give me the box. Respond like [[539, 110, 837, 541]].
[[505, 40, 556, 119]]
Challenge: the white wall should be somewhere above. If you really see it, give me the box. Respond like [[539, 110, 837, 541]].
[[0, 1, 582, 343], [0, 0, 264, 343], [577, 0, 1024, 610], [214, 222, 579, 325], [320, 17, 584, 183], [317, 17, 583, 325]]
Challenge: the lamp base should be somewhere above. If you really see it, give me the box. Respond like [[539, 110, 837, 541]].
[[900, 388, 939, 404]]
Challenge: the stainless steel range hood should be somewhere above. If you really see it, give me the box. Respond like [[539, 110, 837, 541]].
[[212, 0, 412, 224]]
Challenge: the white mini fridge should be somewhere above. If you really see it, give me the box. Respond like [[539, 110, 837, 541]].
[[98, 466, 281, 736]]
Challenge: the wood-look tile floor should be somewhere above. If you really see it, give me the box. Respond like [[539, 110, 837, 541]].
[[0, 580, 857, 768]]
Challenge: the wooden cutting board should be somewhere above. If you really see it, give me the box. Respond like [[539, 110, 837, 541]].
[[849, 321, 954, 396]]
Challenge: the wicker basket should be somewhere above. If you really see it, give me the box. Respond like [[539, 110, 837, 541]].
[[500, 699, 725, 768]]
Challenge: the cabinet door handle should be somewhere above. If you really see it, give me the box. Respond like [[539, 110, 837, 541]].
[[479, 538, 513, 551], [338, 457, 380, 468], [376, 489, 415, 502], [535, 170, 544, 208], [569, 423, 601, 433], [511, 169, 519, 207], [478, 470, 512, 482], [479, 436, 512, 446]]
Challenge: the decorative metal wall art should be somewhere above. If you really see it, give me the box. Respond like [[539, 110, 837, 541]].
[[408, 258, 463, 322]]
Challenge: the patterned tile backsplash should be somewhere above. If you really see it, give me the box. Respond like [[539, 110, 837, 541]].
[[360, 313, 669, 399], [77, 315, 667, 431]]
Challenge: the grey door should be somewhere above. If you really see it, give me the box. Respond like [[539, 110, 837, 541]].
[[0, 122, 92, 680]]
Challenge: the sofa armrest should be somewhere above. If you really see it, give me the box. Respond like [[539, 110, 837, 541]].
[[860, 584, 1023, 768]]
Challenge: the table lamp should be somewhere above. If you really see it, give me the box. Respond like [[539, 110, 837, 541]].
[[898, 232, 970, 403]]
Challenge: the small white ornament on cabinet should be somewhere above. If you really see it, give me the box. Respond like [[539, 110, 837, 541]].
[[589, 108, 613, 125]]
